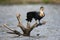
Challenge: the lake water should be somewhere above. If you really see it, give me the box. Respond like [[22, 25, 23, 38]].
[[0, 4, 60, 40]]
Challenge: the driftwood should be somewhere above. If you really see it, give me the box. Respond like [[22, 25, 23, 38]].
[[3, 13, 46, 36], [3, 24, 22, 36]]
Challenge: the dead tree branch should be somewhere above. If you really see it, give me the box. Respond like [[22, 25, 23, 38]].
[[3, 24, 22, 36], [16, 13, 26, 32], [29, 22, 38, 32], [3, 24, 14, 31], [26, 22, 30, 29]]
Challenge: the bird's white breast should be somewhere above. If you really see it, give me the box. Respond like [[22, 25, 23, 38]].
[[39, 11, 44, 17]]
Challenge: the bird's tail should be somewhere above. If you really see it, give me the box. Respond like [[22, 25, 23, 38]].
[[26, 19, 31, 22], [26, 19, 29, 21]]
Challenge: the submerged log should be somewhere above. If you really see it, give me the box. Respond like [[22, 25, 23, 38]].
[[3, 13, 46, 36]]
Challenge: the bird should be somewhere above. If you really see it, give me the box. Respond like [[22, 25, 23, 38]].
[[26, 6, 45, 24]]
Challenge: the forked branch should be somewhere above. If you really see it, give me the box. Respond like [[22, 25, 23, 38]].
[[3, 24, 14, 31], [3, 24, 22, 36]]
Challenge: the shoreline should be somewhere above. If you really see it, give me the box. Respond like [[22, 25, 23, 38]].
[[0, 3, 60, 5], [0, 0, 60, 5]]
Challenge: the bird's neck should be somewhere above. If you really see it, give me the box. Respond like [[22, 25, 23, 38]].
[[40, 10, 43, 14], [39, 10, 44, 17]]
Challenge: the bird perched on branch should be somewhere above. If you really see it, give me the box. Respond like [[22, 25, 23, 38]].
[[26, 6, 45, 24]]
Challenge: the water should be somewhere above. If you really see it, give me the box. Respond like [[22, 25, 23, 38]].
[[0, 4, 60, 40]]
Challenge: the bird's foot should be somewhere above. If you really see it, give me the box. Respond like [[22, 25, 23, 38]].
[[37, 21, 46, 26]]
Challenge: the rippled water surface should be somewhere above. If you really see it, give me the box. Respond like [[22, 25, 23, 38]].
[[0, 4, 60, 40]]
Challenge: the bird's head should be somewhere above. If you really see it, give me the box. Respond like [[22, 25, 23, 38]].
[[40, 6, 44, 11]]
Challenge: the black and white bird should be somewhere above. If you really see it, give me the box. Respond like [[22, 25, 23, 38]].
[[26, 6, 45, 24]]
